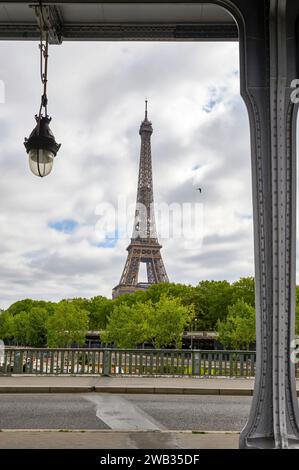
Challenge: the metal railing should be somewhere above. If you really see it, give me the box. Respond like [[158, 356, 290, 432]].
[[0, 347, 298, 378]]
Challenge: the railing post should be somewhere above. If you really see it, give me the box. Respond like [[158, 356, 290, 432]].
[[192, 351, 201, 376], [2, 348, 8, 375], [208, 352, 212, 376], [103, 349, 111, 376], [13, 350, 23, 374], [229, 352, 233, 376], [40, 351, 44, 375]]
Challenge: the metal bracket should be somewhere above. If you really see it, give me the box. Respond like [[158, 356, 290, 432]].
[[30, 4, 63, 44]]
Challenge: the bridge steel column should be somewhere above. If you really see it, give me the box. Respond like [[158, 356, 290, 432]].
[[225, 0, 299, 448]]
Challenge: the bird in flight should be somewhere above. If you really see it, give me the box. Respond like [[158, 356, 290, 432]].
[[197, 187, 202, 193]]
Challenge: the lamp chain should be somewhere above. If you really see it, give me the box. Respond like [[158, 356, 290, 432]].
[[36, 1, 49, 177], [37, 2, 49, 125]]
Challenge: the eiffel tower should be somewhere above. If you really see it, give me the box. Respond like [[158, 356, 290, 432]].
[[112, 101, 169, 298]]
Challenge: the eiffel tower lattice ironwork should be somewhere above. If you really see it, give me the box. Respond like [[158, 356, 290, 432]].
[[112, 102, 169, 298]]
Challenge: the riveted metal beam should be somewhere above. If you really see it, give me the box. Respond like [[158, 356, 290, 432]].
[[0, 22, 238, 42]]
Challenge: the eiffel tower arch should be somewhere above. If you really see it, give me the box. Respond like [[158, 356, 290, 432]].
[[112, 102, 169, 298]]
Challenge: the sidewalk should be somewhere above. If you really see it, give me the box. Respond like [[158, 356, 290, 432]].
[[0, 375, 298, 396], [0, 429, 239, 449]]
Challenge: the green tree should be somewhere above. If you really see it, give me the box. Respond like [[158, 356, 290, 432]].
[[112, 289, 148, 307], [0, 305, 52, 347], [88, 296, 112, 330], [102, 301, 152, 348], [145, 283, 193, 303], [0, 310, 14, 341], [46, 301, 89, 347], [232, 277, 255, 307], [103, 295, 194, 349], [26, 307, 50, 347], [11, 311, 29, 345], [145, 283, 206, 331], [217, 299, 256, 350], [69, 296, 112, 331], [193, 280, 235, 330], [65, 297, 90, 311], [7, 299, 54, 316], [148, 295, 194, 348]]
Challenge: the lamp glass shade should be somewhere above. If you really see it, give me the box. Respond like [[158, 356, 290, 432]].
[[28, 149, 54, 177]]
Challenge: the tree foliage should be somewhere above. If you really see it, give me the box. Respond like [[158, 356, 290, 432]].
[[11, 311, 29, 345], [232, 277, 255, 307], [148, 295, 194, 348], [0, 310, 14, 340], [25, 307, 49, 347], [67, 296, 112, 330], [217, 299, 256, 350], [87, 296, 112, 330], [102, 295, 194, 349], [102, 301, 152, 348], [192, 280, 235, 330], [45, 301, 89, 348], [7, 299, 54, 316]]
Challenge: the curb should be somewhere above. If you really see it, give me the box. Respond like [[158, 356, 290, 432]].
[[0, 386, 297, 396], [0, 387, 94, 393], [0, 429, 240, 434], [0, 386, 254, 396]]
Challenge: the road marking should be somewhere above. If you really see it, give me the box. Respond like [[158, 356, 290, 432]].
[[84, 394, 164, 431]]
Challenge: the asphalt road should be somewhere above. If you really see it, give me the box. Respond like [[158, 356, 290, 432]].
[[0, 394, 252, 431]]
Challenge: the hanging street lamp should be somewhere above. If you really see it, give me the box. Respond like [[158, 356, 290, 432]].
[[24, 2, 61, 177], [24, 115, 61, 178]]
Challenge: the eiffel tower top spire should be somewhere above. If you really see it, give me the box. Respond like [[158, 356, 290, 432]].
[[139, 99, 153, 135], [135, 100, 156, 240]]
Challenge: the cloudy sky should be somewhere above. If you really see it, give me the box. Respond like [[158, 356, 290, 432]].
[[0, 39, 277, 309]]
